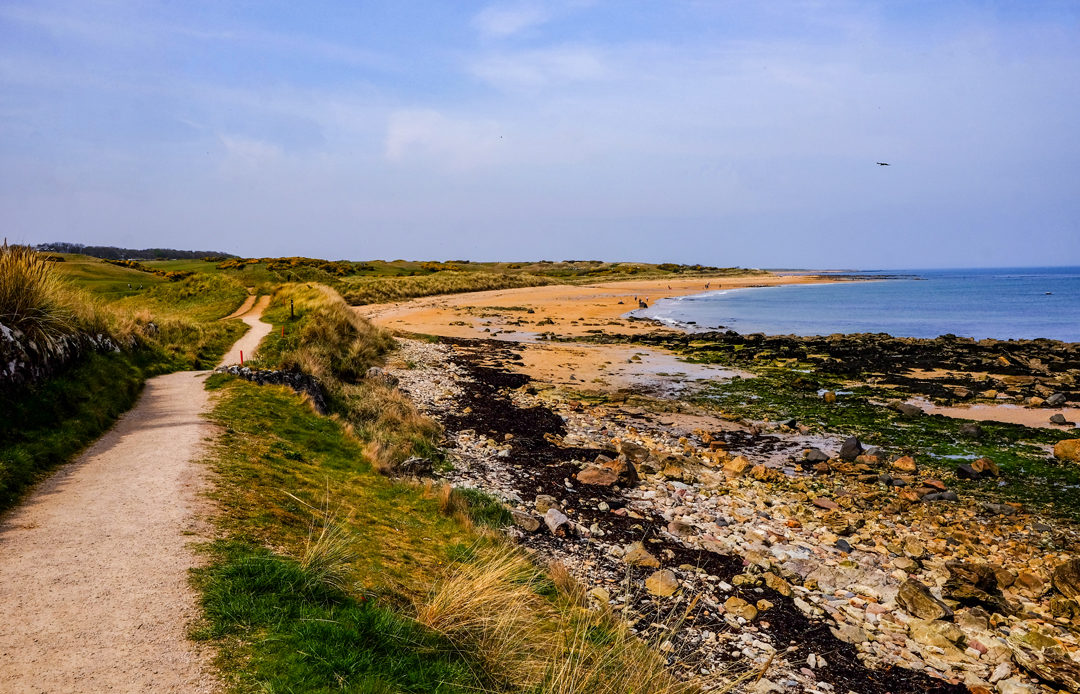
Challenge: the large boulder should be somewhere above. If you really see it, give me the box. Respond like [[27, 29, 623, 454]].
[[1052, 558, 1080, 599], [944, 562, 1015, 615], [1055, 439, 1080, 462]]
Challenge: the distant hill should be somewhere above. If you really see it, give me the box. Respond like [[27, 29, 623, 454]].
[[35, 242, 236, 261]]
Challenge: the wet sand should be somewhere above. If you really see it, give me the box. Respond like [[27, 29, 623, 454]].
[[911, 398, 1080, 429]]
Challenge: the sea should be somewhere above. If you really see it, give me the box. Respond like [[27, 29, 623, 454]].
[[635, 267, 1080, 343]]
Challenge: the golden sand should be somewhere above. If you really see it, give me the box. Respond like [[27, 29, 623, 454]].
[[357, 274, 826, 392]]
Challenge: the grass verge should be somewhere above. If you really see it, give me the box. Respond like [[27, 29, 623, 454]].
[[196, 372, 700, 692]]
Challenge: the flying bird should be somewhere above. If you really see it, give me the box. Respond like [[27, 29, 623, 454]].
[[876, 162, 890, 166]]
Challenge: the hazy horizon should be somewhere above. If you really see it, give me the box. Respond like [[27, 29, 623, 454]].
[[3, 1, 1078, 268]]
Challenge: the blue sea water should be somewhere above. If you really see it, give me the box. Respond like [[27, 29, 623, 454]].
[[636, 267, 1080, 342]]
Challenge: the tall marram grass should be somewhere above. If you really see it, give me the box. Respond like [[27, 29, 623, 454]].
[[416, 546, 702, 694], [341, 271, 554, 306], [0, 242, 109, 342]]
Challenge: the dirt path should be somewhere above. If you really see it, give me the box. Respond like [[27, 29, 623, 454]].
[[0, 300, 271, 692], [220, 294, 256, 320], [220, 295, 271, 366]]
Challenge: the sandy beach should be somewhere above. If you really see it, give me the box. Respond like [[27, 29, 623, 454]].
[[357, 273, 834, 340]]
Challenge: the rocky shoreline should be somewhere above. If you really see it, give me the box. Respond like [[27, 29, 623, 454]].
[[386, 335, 1080, 694], [573, 330, 1080, 409]]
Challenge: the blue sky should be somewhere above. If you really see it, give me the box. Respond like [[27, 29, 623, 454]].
[[1, 1, 1078, 267]]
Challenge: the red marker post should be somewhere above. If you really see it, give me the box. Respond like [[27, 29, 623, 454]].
[[240, 350, 244, 366]]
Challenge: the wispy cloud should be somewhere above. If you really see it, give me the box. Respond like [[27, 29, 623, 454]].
[[472, 2, 551, 38], [470, 45, 607, 90]]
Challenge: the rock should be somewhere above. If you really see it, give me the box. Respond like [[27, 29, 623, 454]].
[[365, 366, 399, 386], [822, 390, 837, 403], [724, 596, 758, 621], [511, 510, 541, 532], [645, 569, 679, 597], [1029, 396, 1045, 406], [984, 503, 1018, 516], [972, 457, 1001, 477], [923, 491, 960, 502], [535, 495, 560, 514], [830, 623, 868, 644], [893, 556, 919, 572], [908, 618, 966, 652], [988, 661, 1012, 683], [957, 463, 981, 480], [751, 679, 784, 694], [1052, 558, 1080, 599], [894, 402, 924, 417], [839, 436, 863, 461], [1054, 439, 1080, 462], [891, 455, 918, 472], [1008, 628, 1080, 693], [1051, 413, 1070, 425], [723, 455, 751, 477], [588, 586, 610, 604], [1047, 392, 1067, 407], [944, 562, 1015, 615], [812, 496, 840, 510], [804, 448, 830, 463], [959, 422, 984, 438], [897, 578, 953, 620], [623, 541, 660, 568], [576, 466, 619, 486], [763, 572, 793, 597], [995, 678, 1035, 694], [544, 508, 569, 535], [903, 538, 926, 558], [835, 538, 853, 553]]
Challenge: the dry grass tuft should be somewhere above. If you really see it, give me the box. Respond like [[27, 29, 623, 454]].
[[416, 546, 706, 694], [284, 488, 359, 594], [415, 545, 555, 689], [0, 242, 112, 342], [548, 560, 587, 606]]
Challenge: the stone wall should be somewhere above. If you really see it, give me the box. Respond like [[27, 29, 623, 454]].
[[1, 321, 125, 392]]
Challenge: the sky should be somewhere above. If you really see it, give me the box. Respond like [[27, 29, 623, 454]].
[[1, 1, 1078, 268]]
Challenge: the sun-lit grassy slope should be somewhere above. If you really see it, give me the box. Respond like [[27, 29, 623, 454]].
[[51, 253, 168, 299], [197, 374, 697, 693]]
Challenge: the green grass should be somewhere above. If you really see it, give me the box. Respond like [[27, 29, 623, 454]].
[[0, 349, 154, 512], [454, 487, 513, 529], [53, 253, 168, 299], [193, 541, 492, 694]]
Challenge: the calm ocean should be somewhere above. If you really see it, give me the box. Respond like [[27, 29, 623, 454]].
[[636, 267, 1080, 342]]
